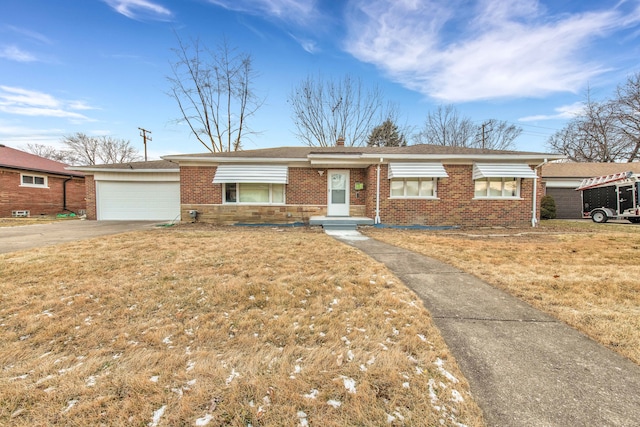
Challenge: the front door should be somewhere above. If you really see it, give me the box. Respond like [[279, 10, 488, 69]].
[[327, 170, 350, 216]]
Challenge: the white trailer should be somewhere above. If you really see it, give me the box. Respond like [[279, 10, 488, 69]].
[[576, 171, 640, 223]]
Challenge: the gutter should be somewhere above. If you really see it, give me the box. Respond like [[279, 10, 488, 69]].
[[63, 176, 73, 212], [375, 158, 382, 224], [531, 159, 548, 227]]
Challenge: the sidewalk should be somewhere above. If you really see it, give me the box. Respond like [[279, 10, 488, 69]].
[[332, 231, 640, 427]]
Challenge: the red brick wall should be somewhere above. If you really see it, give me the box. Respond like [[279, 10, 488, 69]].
[[364, 164, 540, 227], [180, 166, 221, 204], [85, 175, 96, 220], [0, 168, 86, 217], [179, 164, 541, 227]]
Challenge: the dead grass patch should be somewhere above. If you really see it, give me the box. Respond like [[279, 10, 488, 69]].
[[0, 226, 484, 426], [364, 220, 640, 365], [0, 217, 72, 227]]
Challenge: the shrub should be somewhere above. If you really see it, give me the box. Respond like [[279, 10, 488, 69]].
[[541, 195, 557, 219]]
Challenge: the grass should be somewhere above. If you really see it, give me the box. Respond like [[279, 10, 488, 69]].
[[364, 220, 640, 365], [0, 217, 72, 227], [0, 225, 484, 426]]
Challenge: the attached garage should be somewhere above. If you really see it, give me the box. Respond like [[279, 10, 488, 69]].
[[71, 160, 180, 221], [96, 180, 179, 220]]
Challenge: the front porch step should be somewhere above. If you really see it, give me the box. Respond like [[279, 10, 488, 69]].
[[309, 216, 374, 227], [322, 223, 358, 231]]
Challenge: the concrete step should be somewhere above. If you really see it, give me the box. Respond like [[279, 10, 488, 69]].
[[322, 223, 358, 231]]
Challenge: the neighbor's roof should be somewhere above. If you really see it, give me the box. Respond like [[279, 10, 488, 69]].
[[69, 159, 179, 173], [542, 162, 640, 178], [0, 144, 84, 177], [163, 144, 563, 162]]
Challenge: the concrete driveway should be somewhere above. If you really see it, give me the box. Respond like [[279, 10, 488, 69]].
[[0, 220, 162, 254]]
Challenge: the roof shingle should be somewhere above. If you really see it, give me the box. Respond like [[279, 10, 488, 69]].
[[0, 144, 84, 177]]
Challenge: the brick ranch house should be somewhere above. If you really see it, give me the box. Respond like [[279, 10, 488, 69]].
[[0, 144, 85, 217], [159, 142, 564, 228]]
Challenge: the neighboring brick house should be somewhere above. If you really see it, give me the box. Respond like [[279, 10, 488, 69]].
[[542, 162, 640, 218], [0, 144, 85, 217], [164, 142, 563, 227]]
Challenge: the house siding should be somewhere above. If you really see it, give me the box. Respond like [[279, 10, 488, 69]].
[[0, 168, 85, 217], [179, 163, 541, 227]]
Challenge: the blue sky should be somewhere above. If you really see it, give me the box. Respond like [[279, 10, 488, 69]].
[[1, 0, 640, 159]]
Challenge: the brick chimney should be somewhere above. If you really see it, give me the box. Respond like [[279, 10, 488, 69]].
[[336, 136, 345, 147]]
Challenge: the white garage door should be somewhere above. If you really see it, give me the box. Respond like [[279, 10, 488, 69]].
[[97, 181, 180, 220]]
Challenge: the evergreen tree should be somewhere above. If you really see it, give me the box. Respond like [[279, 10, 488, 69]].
[[367, 119, 407, 147]]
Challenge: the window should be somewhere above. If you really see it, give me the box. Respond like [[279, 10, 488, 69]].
[[224, 183, 285, 204], [21, 174, 47, 188], [474, 177, 519, 198], [390, 178, 436, 198]]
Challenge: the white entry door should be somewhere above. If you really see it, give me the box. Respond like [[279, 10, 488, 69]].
[[327, 170, 350, 216]]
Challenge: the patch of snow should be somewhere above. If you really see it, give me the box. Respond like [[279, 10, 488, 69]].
[[303, 389, 319, 399], [386, 413, 396, 423], [62, 399, 78, 414], [341, 336, 351, 346], [149, 405, 166, 427], [341, 376, 357, 394], [379, 343, 388, 351], [225, 368, 240, 386], [86, 376, 96, 387], [367, 356, 375, 365], [186, 361, 196, 372], [150, 376, 159, 383], [451, 389, 464, 403], [435, 358, 459, 384], [402, 382, 410, 389], [195, 413, 213, 426], [428, 379, 438, 405], [298, 411, 309, 427], [417, 334, 427, 342], [347, 349, 354, 362], [327, 399, 342, 408], [162, 336, 172, 345]]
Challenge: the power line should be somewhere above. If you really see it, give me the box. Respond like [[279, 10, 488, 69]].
[[138, 127, 152, 161]]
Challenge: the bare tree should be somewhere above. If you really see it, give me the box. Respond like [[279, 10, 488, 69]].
[[24, 143, 78, 164], [414, 105, 519, 150], [367, 118, 407, 147], [615, 72, 640, 161], [167, 35, 261, 152], [547, 91, 628, 162], [476, 119, 522, 150], [288, 74, 391, 147], [62, 133, 141, 165]]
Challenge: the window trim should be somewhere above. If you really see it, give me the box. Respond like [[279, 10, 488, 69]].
[[20, 173, 48, 188], [389, 177, 439, 199], [223, 182, 286, 205], [473, 177, 522, 199]]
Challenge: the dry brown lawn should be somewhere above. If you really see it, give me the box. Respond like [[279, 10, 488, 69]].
[[364, 220, 640, 365], [0, 225, 484, 426], [0, 217, 62, 227]]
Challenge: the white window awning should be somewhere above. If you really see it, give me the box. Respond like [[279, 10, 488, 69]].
[[472, 163, 537, 179], [388, 162, 448, 179], [212, 165, 288, 184]]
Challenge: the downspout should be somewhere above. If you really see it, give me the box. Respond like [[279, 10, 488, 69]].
[[531, 159, 548, 227], [63, 176, 73, 212], [375, 158, 382, 224]]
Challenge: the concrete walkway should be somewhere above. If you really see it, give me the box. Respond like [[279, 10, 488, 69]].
[[330, 230, 640, 427]]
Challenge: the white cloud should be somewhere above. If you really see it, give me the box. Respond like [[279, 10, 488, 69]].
[[208, 0, 319, 26], [0, 45, 37, 62], [0, 86, 95, 121], [343, 0, 640, 102], [519, 102, 585, 122], [104, 0, 172, 20], [4, 26, 52, 45]]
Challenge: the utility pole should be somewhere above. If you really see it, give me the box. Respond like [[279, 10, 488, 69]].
[[481, 123, 486, 149], [138, 127, 152, 161]]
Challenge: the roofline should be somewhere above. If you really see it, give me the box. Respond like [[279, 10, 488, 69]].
[[163, 153, 565, 163], [161, 155, 306, 163], [67, 167, 179, 173], [0, 164, 84, 177]]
